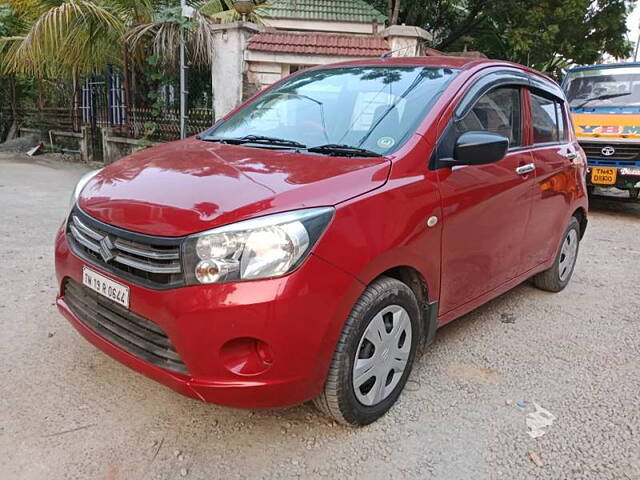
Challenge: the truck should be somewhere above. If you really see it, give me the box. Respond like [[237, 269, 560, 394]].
[[563, 62, 640, 200]]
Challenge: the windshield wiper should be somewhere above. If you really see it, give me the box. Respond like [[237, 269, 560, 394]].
[[203, 134, 306, 149], [307, 144, 382, 157], [573, 92, 631, 109]]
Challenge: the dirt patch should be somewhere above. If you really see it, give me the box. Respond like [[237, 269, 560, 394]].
[[446, 363, 502, 383]]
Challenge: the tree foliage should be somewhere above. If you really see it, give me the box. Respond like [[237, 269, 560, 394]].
[[0, 0, 250, 78], [366, 0, 634, 74]]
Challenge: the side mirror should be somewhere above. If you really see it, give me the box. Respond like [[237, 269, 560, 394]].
[[452, 131, 509, 166]]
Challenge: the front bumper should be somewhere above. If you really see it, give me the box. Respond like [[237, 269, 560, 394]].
[[55, 225, 362, 408]]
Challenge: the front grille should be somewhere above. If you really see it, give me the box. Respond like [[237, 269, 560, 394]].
[[580, 142, 640, 163], [66, 208, 184, 288], [64, 279, 189, 375]]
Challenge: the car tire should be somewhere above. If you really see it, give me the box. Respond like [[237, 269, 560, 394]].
[[532, 217, 581, 293], [313, 276, 421, 426]]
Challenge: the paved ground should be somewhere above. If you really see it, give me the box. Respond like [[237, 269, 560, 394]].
[[1, 152, 639, 480]]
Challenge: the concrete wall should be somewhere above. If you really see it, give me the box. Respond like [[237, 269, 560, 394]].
[[101, 129, 163, 165], [18, 126, 162, 164], [245, 50, 374, 67], [19, 127, 84, 160], [244, 51, 372, 95], [246, 61, 286, 92], [49, 130, 83, 154], [244, 49, 397, 96], [382, 25, 432, 57], [211, 22, 263, 121]]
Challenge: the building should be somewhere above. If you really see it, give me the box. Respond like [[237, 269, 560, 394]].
[[210, 0, 432, 119]]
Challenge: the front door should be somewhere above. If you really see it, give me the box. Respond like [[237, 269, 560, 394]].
[[437, 86, 536, 314]]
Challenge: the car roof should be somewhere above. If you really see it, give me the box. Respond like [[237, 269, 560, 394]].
[[313, 56, 554, 82], [567, 62, 640, 72], [322, 56, 486, 69]]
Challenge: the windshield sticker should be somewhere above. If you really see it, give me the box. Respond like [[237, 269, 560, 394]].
[[377, 137, 396, 149], [578, 125, 640, 135]]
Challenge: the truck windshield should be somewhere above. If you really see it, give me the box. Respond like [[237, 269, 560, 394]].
[[203, 66, 457, 155], [564, 66, 640, 109]]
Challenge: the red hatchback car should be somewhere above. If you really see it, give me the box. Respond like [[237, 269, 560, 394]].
[[55, 57, 588, 425]]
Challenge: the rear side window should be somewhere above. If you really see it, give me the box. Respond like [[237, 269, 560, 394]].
[[556, 102, 568, 141], [531, 92, 568, 144], [456, 87, 522, 147]]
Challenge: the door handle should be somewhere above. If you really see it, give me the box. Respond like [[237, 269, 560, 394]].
[[564, 152, 578, 160], [516, 163, 536, 175]]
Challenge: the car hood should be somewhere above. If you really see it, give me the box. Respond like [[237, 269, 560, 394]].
[[79, 137, 391, 237]]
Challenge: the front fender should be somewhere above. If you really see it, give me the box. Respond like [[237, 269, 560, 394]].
[[313, 173, 443, 304]]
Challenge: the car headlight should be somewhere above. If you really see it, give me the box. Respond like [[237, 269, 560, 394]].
[[69, 169, 102, 211], [182, 207, 334, 284]]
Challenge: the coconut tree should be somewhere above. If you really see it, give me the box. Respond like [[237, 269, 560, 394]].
[[0, 0, 249, 77], [122, 0, 266, 127], [1, 0, 129, 78], [0, 0, 265, 139], [125, 0, 267, 69]]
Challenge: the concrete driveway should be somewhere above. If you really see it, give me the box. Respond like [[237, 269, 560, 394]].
[[1, 153, 638, 480]]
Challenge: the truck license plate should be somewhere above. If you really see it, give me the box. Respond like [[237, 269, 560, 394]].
[[82, 266, 130, 308], [591, 167, 617, 185]]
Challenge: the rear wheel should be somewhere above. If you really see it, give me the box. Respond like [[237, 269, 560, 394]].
[[532, 217, 581, 292], [629, 188, 639, 201], [314, 276, 420, 426]]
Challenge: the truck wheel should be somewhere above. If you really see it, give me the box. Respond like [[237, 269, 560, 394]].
[[314, 276, 420, 426], [532, 217, 581, 292]]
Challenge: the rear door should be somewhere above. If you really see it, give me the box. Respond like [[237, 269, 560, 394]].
[[521, 90, 578, 270], [437, 84, 536, 314]]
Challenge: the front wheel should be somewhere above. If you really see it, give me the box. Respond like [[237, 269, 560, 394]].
[[532, 217, 581, 292], [314, 276, 421, 426]]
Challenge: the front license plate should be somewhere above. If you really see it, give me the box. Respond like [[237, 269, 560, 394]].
[[82, 266, 130, 309], [591, 167, 617, 185]]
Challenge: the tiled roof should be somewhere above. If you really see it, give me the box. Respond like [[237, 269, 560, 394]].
[[247, 31, 390, 57], [261, 0, 387, 23]]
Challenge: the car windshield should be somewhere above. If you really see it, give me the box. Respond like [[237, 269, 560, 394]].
[[203, 66, 458, 155], [564, 66, 640, 109]]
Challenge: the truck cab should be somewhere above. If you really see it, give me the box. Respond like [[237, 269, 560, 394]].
[[563, 62, 640, 200]]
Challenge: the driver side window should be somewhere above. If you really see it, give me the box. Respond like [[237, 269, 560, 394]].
[[456, 87, 522, 148]]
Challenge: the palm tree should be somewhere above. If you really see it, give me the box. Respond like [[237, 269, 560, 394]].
[[125, 0, 267, 69], [0, 0, 256, 77], [0, 0, 265, 140], [1, 0, 128, 78]]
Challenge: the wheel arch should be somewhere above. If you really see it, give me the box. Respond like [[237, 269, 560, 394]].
[[374, 265, 438, 347], [572, 206, 588, 239]]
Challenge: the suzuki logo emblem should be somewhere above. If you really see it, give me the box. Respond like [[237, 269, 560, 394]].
[[601, 146, 616, 157], [99, 235, 116, 262]]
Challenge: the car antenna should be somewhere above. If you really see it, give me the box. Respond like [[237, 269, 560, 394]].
[[381, 44, 415, 58]]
